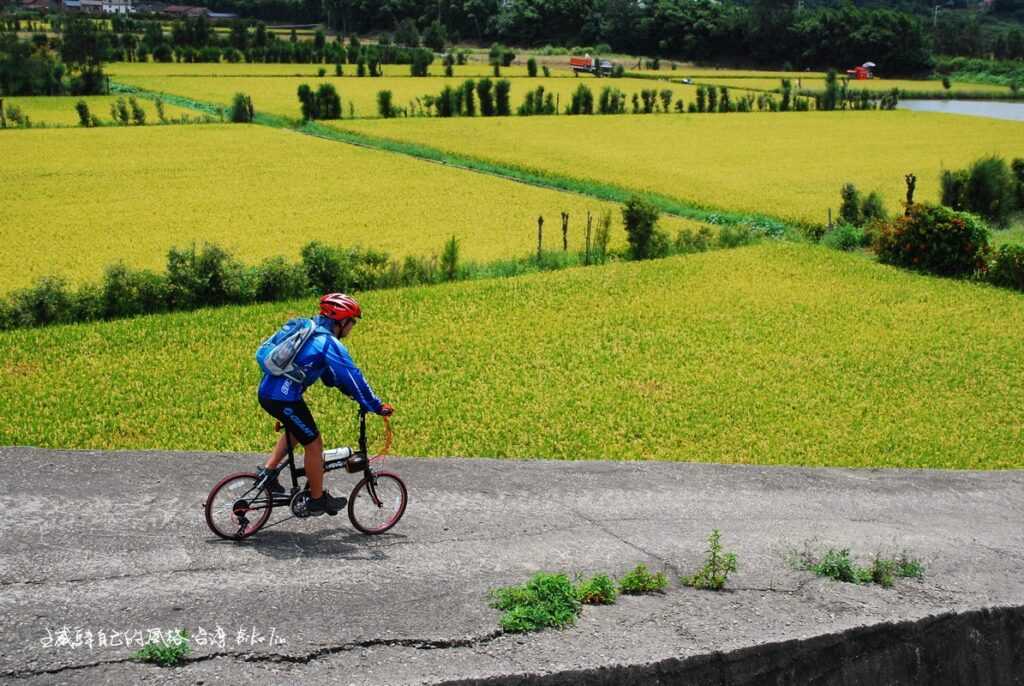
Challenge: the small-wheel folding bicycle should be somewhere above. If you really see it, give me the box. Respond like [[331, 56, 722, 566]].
[[204, 409, 407, 540]]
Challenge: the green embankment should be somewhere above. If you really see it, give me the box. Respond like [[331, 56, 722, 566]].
[[3, 243, 1022, 469]]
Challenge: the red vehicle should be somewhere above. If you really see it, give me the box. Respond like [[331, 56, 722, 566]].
[[570, 55, 614, 76]]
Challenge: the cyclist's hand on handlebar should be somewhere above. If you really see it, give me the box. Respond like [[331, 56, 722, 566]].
[[379, 403, 394, 417]]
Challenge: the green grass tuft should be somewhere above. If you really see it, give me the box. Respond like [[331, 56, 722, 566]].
[[618, 563, 668, 595], [490, 572, 582, 633], [132, 630, 190, 667]]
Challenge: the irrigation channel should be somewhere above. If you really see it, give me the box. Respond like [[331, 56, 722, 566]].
[[899, 99, 1024, 121]]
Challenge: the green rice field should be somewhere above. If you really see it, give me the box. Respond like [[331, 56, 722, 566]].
[[2, 243, 1021, 469]]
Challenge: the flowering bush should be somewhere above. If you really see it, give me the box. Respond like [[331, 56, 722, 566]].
[[872, 203, 990, 278], [987, 244, 1024, 292]]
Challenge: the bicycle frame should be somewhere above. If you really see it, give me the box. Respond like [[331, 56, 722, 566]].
[[272, 408, 388, 507]]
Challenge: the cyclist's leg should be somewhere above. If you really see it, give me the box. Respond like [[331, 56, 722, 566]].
[[259, 397, 327, 496], [303, 435, 325, 498], [265, 430, 299, 470]]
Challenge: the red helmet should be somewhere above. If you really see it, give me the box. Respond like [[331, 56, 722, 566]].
[[319, 293, 362, 321]]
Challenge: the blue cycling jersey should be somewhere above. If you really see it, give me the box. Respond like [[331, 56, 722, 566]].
[[257, 315, 384, 414]]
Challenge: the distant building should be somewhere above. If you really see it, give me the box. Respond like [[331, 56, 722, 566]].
[[61, 0, 82, 9], [20, 0, 53, 11], [163, 4, 209, 17], [102, 0, 133, 13]]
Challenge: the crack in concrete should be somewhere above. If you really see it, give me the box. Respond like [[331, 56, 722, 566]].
[[572, 508, 685, 579], [0, 565, 233, 588], [1, 630, 509, 679]]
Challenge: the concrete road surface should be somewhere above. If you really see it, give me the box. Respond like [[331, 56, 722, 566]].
[[1, 447, 1022, 685]]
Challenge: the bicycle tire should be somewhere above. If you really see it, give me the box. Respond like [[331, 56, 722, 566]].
[[204, 472, 273, 540], [347, 471, 407, 535]]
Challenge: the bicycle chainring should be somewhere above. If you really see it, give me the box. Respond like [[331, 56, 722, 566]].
[[290, 490, 312, 518]]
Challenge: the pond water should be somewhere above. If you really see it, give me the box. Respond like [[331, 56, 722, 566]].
[[898, 99, 1024, 122]]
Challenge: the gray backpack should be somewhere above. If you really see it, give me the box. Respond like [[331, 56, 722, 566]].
[[257, 318, 324, 383]]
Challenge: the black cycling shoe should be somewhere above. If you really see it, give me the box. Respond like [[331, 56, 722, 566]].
[[307, 491, 347, 517], [255, 467, 285, 495]]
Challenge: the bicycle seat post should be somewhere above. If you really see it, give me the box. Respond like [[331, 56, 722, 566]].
[[358, 409, 368, 456]]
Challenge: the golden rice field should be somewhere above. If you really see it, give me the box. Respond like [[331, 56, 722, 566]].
[[107, 61, 571, 79], [2, 243, 1022, 469], [1, 95, 195, 126], [115, 74, 699, 118], [338, 111, 1024, 225], [0, 124, 698, 293]]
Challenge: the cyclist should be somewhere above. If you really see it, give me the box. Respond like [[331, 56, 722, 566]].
[[256, 293, 393, 516]]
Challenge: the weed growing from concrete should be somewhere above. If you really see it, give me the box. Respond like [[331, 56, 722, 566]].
[[796, 547, 925, 588], [575, 573, 618, 605], [895, 552, 925, 579], [490, 572, 581, 633], [617, 563, 668, 595], [132, 630, 190, 666], [681, 529, 738, 590]]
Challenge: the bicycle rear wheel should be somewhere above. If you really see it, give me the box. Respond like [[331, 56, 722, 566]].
[[205, 473, 273, 540], [348, 472, 407, 535]]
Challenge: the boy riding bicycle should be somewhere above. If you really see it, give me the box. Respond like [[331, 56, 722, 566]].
[[255, 293, 393, 516]]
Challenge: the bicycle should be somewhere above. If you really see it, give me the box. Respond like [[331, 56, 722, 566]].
[[204, 409, 407, 540]]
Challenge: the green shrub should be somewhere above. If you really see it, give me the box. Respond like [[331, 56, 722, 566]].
[[681, 530, 737, 591], [966, 155, 1017, 228], [527, 57, 537, 77], [69, 282, 104, 322], [110, 97, 130, 126], [861, 191, 887, 223], [495, 79, 511, 116], [940, 169, 969, 211], [166, 242, 251, 309], [399, 254, 438, 285], [490, 572, 581, 633], [987, 244, 1024, 291], [822, 224, 865, 251], [476, 78, 495, 116], [128, 96, 146, 125], [255, 256, 308, 301], [441, 235, 459, 281], [377, 89, 395, 118], [617, 563, 668, 594], [594, 210, 613, 263], [839, 183, 862, 226], [717, 224, 758, 249], [133, 629, 190, 667], [229, 92, 254, 123], [7, 276, 73, 327], [575, 573, 617, 605], [74, 99, 92, 127], [1012, 158, 1024, 207], [675, 226, 713, 253], [622, 195, 663, 260], [873, 203, 990, 278]]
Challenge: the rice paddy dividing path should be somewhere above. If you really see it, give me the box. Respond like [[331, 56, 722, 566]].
[[1, 448, 1022, 684]]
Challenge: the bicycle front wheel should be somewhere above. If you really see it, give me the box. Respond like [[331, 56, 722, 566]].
[[348, 471, 407, 535], [204, 473, 273, 540]]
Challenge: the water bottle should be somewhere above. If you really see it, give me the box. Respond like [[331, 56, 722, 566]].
[[324, 446, 353, 461]]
